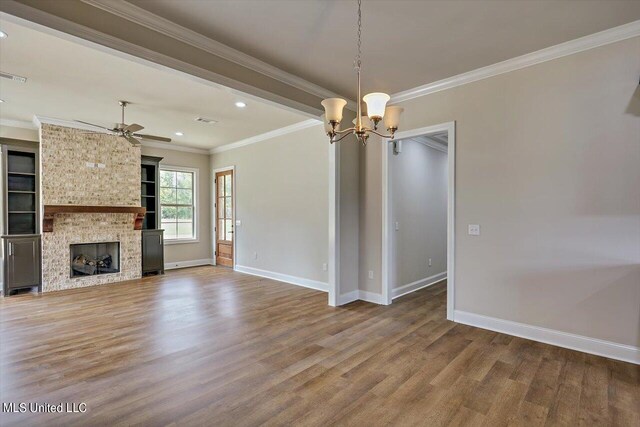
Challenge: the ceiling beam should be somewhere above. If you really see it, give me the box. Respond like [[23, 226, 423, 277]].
[[0, 0, 354, 117]]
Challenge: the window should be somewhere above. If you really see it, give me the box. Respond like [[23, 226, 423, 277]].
[[160, 167, 197, 242]]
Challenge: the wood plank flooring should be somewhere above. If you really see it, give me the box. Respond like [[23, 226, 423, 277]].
[[0, 266, 638, 426]]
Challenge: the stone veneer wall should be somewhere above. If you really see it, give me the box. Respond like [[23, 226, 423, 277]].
[[40, 124, 142, 291]]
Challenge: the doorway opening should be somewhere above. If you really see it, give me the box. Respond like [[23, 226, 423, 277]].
[[382, 122, 455, 319], [214, 167, 235, 268]]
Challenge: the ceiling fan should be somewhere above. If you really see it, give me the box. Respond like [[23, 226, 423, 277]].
[[75, 101, 172, 146]]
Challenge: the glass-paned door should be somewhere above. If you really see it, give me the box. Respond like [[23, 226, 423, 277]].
[[215, 170, 233, 267]]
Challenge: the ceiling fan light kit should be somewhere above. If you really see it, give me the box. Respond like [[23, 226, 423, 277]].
[[75, 100, 172, 146], [321, 0, 403, 146]]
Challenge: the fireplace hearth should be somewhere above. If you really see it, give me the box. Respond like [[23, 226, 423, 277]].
[[70, 242, 120, 278]]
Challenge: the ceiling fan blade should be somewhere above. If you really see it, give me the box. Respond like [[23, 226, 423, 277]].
[[133, 134, 172, 143], [75, 120, 113, 132], [123, 123, 144, 133], [123, 135, 141, 146]]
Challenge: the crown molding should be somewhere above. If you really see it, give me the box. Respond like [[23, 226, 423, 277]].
[[33, 115, 105, 132], [82, 0, 356, 110], [32, 115, 210, 154], [210, 119, 321, 154], [140, 140, 209, 155], [0, 118, 37, 129], [390, 20, 640, 104]]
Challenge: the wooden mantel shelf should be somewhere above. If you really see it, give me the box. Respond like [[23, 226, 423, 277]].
[[43, 205, 146, 232]]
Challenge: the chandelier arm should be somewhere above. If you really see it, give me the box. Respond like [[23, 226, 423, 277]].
[[365, 128, 395, 139], [332, 132, 356, 143], [334, 127, 357, 135]]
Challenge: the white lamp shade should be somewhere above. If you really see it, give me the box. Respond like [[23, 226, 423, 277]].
[[321, 98, 347, 123], [383, 105, 404, 130], [363, 92, 390, 119]]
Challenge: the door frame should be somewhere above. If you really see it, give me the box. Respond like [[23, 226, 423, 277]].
[[212, 165, 236, 268], [381, 121, 456, 320]]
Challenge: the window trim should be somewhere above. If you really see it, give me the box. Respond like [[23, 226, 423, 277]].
[[159, 165, 199, 245]]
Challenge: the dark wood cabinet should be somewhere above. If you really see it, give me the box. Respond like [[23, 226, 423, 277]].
[[2, 144, 42, 295], [3, 235, 41, 295], [142, 229, 164, 274], [141, 155, 164, 275]]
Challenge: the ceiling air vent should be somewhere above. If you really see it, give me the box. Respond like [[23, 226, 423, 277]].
[[0, 72, 27, 83], [195, 117, 217, 124]]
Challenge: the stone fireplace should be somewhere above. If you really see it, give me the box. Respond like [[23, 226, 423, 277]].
[[39, 123, 142, 292]]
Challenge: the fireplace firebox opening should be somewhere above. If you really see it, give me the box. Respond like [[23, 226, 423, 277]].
[[70, 242, 120, 278]]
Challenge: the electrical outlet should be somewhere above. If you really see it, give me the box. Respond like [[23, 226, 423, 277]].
[[322, 263, 327, 271], [253, 252, 258, 260], [395, 221, 399, 231], [468, 224, 481, 236], [428, 258, 432, 267], [368, 270, 374, 279], [235, 220, 242, 226]]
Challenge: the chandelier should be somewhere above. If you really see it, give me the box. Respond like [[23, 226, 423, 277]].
[[321, 0, 403, 145]]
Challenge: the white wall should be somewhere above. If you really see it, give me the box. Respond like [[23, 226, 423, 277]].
[[359, 36, 640, 349], [391, 140, 448, 289], [211, 124, 329, 284]]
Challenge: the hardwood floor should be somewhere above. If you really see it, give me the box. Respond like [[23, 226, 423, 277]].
[[1, 266, 638, 426]]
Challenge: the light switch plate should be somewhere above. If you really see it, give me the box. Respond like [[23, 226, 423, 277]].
[[468, 224, 480, 236], [235, 220, 242, 226]]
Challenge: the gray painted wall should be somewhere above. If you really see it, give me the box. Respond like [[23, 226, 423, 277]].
[[211, 124, 329, 284], [359, 36, 640, 347], [390, 140, 448, 289]]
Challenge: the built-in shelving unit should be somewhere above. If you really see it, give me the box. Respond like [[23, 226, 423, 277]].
[[141, 156, 164, 275], [6, 151, 38, 235], [140, 163, 158, 230], [2, 143, 42, 296]]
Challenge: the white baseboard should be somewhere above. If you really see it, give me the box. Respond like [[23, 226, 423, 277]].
[[335, 290, 386, 306], [392, 272, 447, 299], [454, 310, 639, 365], [358, 290, 386, 305], [234, 265, 329, 292], [337, 290, 360, 305], [164, 258, 213, 270]]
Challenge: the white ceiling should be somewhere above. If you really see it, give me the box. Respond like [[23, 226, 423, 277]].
[[0, 19, 310, 149], [128, 0, 640, 100]]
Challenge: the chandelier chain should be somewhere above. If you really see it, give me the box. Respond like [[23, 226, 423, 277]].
[[355, 0, 362, 71]]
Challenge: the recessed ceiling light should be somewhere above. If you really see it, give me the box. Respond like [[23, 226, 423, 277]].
[[0, 30, 7, 39], [235, 101, 247, 108], [175, 131, 184, 136]]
